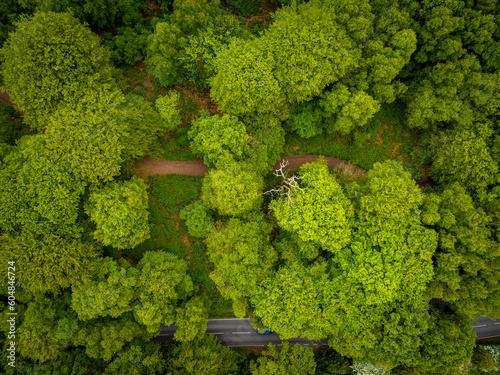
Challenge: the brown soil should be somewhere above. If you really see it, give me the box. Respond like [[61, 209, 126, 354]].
[[134, 154, 436, 188], [0, 84, 14, 106]]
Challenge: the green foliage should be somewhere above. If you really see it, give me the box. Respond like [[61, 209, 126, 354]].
[[180, 200, 213, 239], [174, 295, 209, 342], [417, 313, 475, 373], [0, 11, 117, 130], [18, 293, 78, 362], [104, 25, 151, 67], [147, 0, 246, 88], [135, 250, 194, 334], [246, 122, 286, 174], [104, 341, 165, 375], [71, 258, 139, 321], [270, 157, 354, 254], [205, 214, 277, 317], [210, 37, 288, 125], [45, 90, 164, 183], [188, 111, 250, 169], [430, 129, 498, 193], [472, 346, 497, 371], [424, 183, 500, 319], [315, 349, 352, 375], [19, 349, 106, 375], [0, 104, 23, 145], [0, 135, 86, 237], [168, 334, 241, 375], [85, 177, 150, 249], [202, 162, 264, 217], [0, 233, 101, 297], [346, 160, 423, 228], [250, 342, 316, 375], [287, 101, 323, 139], [156, 90, 183, 132], [74, 314, 148, 361], [252, 260, 331, 340]]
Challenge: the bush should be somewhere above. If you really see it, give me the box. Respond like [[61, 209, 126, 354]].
[[156, 90, 182, 131], [180, 200, 213, 239]]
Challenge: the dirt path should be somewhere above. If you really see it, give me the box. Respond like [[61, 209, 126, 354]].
[[0, 84, 13, 106], [134, 155, 366, 178], [133, 155, 436, 188]]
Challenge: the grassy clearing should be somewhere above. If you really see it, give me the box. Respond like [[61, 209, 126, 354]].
[[123, 174, 235, 318], [283, 101, 419, 176]]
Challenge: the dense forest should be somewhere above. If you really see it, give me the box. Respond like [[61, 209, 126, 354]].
[[1, 0, 500, 373]]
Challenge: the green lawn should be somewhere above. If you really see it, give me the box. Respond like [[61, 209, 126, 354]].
[[123, 174, 235, 319]]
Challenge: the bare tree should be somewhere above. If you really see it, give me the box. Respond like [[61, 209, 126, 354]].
[[260, 159, 308, 207]]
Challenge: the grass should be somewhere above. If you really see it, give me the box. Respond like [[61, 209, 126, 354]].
[[123, 174, 235, 318], [282, 100, 420, 177]]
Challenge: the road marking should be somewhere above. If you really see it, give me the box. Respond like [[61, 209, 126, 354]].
[[231, 332, 252, 334], [207, 332, 224, 335], [494, 323, 500, 325], [475, 324, 488, 328]]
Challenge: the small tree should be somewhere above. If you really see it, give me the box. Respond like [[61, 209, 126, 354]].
[[156, 90, 183, 132]]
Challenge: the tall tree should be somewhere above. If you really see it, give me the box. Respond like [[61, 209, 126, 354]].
[[167, 334, 241, 375], [0, 11, 117, 129], [269, 157, 354, 255], [0, 233, 101, 297], [45, 90, 164, 183], [250, 342, 316, 375], [422, 183, 500, 319], [0, 135, 86, 237], [205, 213, 278, 317], [85, 177, 150, 249]]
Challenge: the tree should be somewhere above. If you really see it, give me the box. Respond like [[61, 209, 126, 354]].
[[269, 158, 354, 255], [422, 183, 500, 319], [0, 135, 86, 237], [180, 200, 214, 239], [252, 260, 331, 340], [202, 162, 264, 217], [416, 313, 475, 373], [174, 295, 209, 342], [210, 37, 288, 126], [134, 250, 194, 334], [0, 11, 117, 129], [188, 111, 250, 169], [18, 292, 79, 362], [250, 342, 316, 375], [168, 334, 241, 375], [74, 314, 149, 361], [85, 177, 150, 249], [147, 0, 245, 88], [246, 122, 286, 174], [346, 160, 424, 228], [205, 214, 278, 317], [45, 90, 164, 183], [71, 258, 139, 321], [104, 24, 151, 67], [104, 341, 165, 375], [0, 233, 101, 297], [287, 101, 324, 139], [430, 129, 498, 193], [262, 0, 358, 104], [156, 90, 183, 132], [15, 348, 106, 375]]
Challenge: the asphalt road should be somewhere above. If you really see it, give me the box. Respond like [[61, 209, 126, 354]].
[[153, 316, 500, 347], [473, 315, 500, 340], [153, 318, 329, 347]]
